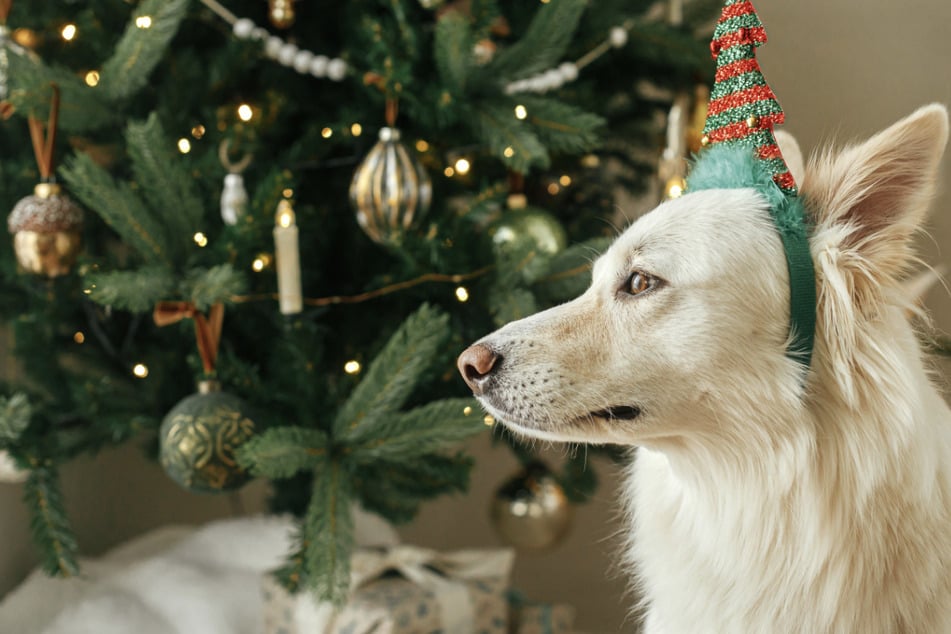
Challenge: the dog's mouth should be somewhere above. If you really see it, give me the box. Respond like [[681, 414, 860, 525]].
[[589, 405, 642, 420]]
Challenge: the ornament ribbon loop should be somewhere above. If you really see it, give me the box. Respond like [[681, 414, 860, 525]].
[[27, 83, 60, 181], [153, 301, 224, 375]]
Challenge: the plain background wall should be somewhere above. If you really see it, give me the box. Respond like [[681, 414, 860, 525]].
[[2, 1, 951, 631]]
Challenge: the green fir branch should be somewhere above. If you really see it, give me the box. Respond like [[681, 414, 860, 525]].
[[354, 453, 472, 524], [520, 96, 605, 154], [99, 0, 190, 101], [237, 427, 329, 479], [470, 102, 549, 172], [24, 468, 79, 577], [303, 459, 354, 604], [485, 0, 586, 80], [60, 154, 171, 266], [434, 12, 474, 96], [182, 265, 246, 311], [333, 304, 449, 437], [489, 286, 537, 327], [271, 524, 307, 593], [126, 113, 205, 261], [83, 267, 176, 313], [0, 393, 32, 442], [346, 397, 483, 462], [7, 54, 114, 133]]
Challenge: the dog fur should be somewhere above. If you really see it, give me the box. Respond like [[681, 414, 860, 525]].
[[458, 104, 951, 632]]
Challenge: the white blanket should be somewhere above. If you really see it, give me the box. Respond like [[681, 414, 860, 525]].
[[0, 511, 399, 634]]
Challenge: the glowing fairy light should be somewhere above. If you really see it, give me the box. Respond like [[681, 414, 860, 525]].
[[514, 104, 528, 120], [132, 363, 149, 378], [415, 140, 430, 152], [344, 360, 362, 375], [237, 103, 253, 121], [135, 16, 153, 29], [193, 232, 208, 247], [350, 123, 363, 137], [454, 158, 471, 175], [177, 138, 192, 154], [60, 24, 77, 41], [84, 71, 100, 87], [455, 286, 470, 302]]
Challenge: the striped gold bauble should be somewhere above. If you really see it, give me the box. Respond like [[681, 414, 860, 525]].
[[349, 127, 432, 246]]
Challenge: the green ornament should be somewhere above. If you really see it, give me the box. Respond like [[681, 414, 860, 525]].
[[490, 206, 567, 256], [490, 462, 572, 551], [159, 380, 256, 494]]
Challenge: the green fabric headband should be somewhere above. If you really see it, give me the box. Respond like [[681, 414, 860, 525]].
[[686, 0, 816, 371]]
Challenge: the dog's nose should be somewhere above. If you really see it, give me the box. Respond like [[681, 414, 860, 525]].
[[457, 343, 501, 395]]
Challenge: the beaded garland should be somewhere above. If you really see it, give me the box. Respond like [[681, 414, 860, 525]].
[[199, 0, 348, 81]]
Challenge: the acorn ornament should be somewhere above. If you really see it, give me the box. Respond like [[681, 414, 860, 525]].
[[349, 110, 432, 245], [8, 84, 83, 277], [9, 182, 83, 277], [490, 462, 572, 551]]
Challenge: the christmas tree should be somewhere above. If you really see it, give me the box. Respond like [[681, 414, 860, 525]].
[[0, 0, 715, 602]]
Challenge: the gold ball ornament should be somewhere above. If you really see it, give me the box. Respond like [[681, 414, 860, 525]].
[[490, 205, 567, 256], [268, 0, 296, 29], [159, 380, 256, 494], [490, 462, 573, 551], [349, 127, 432, 245], [8, 183, 83, 277]]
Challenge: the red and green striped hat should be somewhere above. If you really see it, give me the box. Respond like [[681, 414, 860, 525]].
[[689, 0, 816, 372]]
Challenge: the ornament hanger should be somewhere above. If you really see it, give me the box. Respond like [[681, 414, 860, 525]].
[[27, 83, 60, 181]]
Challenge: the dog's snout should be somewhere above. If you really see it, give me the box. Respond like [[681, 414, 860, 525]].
[[457, 343, 501, 395]]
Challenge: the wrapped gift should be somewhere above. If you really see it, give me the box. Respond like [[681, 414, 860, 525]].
[[263, 545, 515, 634], [507, 592, 576, 634]]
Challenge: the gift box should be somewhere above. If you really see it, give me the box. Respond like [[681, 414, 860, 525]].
[[263, 545, 515, 634], [507, 591, 576, 634]]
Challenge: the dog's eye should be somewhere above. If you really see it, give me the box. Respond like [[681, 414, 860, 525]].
[[625, 271, 655, 296]]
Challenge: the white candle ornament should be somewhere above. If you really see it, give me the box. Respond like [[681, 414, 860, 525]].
[[273, 199, 302, 315]]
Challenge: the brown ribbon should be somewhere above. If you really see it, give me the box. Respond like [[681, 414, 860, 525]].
[[27, 84, 60, 180], [153, 302, 224, 375], [0, 0, 11, 23]]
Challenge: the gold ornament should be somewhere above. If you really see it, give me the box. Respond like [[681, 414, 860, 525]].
[[490, 205, 567, 256], [268, 0, 296, 29], [8, 183, 83, 277], [159, 379, 256, 494], [490, 462, 572, 551], [349, 126, 432, 245]]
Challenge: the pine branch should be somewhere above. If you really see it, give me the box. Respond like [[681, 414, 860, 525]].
[[126, 113, 205, 261], [485, 0, 586, 80], [7, 53, 114, 133], [23, 468, 79, 577], [434, 12, 474, 96], [183, 265, 246, 311], [60, 154, 171, 266], [346, 397, 483, 461], [333, 304, 449, 438], [354, 453, 472, 524], [303, 459, 354, 604], [99, 0, 190, 101], [0, 393, 32, 442], [520, 96, 605, 154], [271, 524, 307, 593], [236, 427, 329, 479], [489, 286, 538, 327], [83, 267, 176, 313], [470, 102, 549, 172]]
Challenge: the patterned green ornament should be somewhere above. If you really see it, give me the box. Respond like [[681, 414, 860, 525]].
[[159, 380, 256, 493]]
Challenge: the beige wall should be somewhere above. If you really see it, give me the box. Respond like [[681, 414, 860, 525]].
[[3, 1, 951, 632]]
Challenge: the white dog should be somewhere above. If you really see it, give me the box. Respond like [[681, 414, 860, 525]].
[[458, 104, 951, 632]]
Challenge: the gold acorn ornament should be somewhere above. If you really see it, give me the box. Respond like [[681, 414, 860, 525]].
[[8, 84, 83, 277], [349, 99, 432, 245], [154, 302, 256, 493], [490, 461, 573, 551]]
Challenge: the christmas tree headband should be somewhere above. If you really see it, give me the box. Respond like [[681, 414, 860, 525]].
[[686, 0, 816, 371]]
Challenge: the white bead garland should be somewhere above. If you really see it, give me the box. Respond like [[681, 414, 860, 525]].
[[504, 21, 633, 95], [211, 3, 348, 81]]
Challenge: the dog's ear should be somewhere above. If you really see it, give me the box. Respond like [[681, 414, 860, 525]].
[[774, 130, 805, 186], [804, 104, 949, 276]]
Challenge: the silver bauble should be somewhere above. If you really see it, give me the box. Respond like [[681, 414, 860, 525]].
[[349, 127, 432, 245]]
